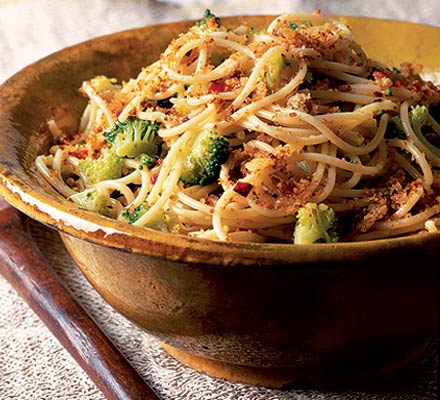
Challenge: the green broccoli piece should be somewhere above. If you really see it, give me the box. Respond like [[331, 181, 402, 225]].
[[78, 148, 123, 184], [265, 48, 290, 90], [195, 9, 221, 30], [103, 117, 160, 159], [118, 202, 181, 232], [289, 21, 312, 30], [180, 129, 230, 186], [136, 153, 158, 170], [385, 115, 406, 139], [303, 70, 313, 85], [409, 105, 440, 158], [210, 51, 225, 67], [298, 69, 314, 90], [293, 202, 339, 244], [248, 26, 262, 35], [118, 202, 149, 224], [69, 187, 112, 217]]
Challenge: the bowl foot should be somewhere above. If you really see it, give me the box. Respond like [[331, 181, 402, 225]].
[[161, 340, 429, 388]]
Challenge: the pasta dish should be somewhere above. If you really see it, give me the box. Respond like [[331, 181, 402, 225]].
[[36, 11, 440, 244]]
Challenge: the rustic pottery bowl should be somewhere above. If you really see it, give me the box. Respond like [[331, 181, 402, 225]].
[[0, 16, 438, 388]]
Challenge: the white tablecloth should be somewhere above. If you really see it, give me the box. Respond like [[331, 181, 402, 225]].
[[0, 1, 439, 399]]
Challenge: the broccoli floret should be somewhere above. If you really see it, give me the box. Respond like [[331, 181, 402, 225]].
[[265, 48, 290, 90], [386, 106, 440, 156], [69, 187, 112, 217], [385, 115, 406, 139], [103, 117, 160, 159], [118, 202, 181, 231], [293, 202, 339, 244], [118, 202, 149, 224], [195, 9, 221, 30], [410, 104, 429, 132], [78, 148, 123, 184], [180, 129, 230, 186], [409, 105, 440, 158], [136, 153, 158, 170]]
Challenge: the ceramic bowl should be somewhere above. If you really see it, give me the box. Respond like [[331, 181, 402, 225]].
[[0, 16, 438, 388]]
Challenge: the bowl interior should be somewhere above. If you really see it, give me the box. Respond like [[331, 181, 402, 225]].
[[0, 15, 439, 265]]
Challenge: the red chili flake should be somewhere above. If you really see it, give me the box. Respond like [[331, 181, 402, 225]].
[[372, 71, 386, 80], [69, 149, 88, 159], [182, 116, 190, 123], [233, 181, 253, 197], [151, 173, 158, 185], [412, 80, 422, 90], [208, 81, 232, 93], [393, 80, 406, 88]]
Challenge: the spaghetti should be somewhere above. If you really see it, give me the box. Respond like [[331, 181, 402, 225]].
[[36, 11, 440, 243]]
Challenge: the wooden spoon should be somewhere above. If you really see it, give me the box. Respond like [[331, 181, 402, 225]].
[[0, 197, 160, 400]]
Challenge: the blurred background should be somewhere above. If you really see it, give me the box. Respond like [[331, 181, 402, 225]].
[[0, 0, 439, 83]]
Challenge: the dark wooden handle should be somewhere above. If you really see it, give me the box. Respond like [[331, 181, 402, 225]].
[[0, 199, 160, 400]]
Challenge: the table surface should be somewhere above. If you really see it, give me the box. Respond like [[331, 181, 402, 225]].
[[0, 1, 438, 399]]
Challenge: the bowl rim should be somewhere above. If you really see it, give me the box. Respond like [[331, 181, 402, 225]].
[[0, 15, 439, 268], [2, 173, 439, 269]]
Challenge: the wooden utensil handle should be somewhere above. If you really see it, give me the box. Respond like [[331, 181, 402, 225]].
[[0, 202, 159, 400]]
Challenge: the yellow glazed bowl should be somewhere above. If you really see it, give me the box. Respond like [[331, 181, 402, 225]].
[[0, 16, 438, 388]]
